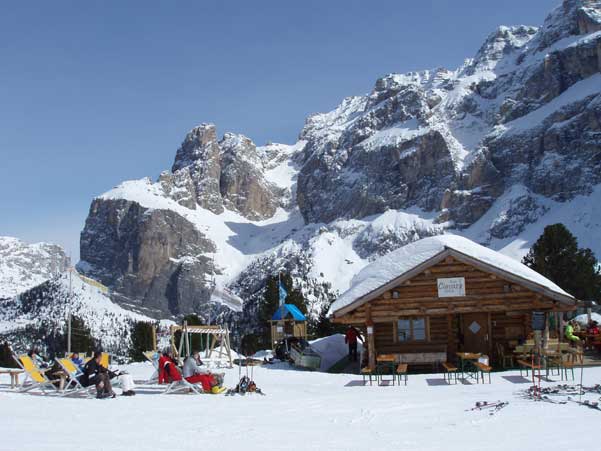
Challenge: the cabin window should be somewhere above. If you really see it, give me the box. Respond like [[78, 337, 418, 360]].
[[397, 318, 427, 342]]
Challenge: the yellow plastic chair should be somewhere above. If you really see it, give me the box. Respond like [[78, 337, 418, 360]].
[[15, 354, 59, 394]]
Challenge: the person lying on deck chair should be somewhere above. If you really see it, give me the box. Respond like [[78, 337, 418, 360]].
[[70, 353, 84, 372], [28, 347, 49, 369], [183, 351, 225, 394], [79, 351, 116, 399], [158, 349, 180, 384]]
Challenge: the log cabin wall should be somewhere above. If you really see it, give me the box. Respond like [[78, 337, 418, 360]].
[[335, 255, 574, 366]]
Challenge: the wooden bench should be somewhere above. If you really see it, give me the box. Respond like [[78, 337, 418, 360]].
[[517, 359, 542, 377], [361, 367, 374, 386], [395, 363, 408, 386], [442, 362, 458, 384], [473, 362, 492, 384], [0, 369, 24, 389]]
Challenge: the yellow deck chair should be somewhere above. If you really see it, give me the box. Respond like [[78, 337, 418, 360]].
[[15, 354, 59, 394], [100, 352, 110, 369], [56, 358, 94, 398]]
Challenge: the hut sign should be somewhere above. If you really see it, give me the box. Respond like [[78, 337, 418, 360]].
[[437, 277, 465, 297]]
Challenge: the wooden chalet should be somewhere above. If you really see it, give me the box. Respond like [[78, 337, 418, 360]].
[[329, 235, 578, 369]]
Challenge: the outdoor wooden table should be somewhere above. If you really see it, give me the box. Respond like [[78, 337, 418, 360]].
[[455, 352, 481, 381], [0, 369, 24, 389], [376, 354, 397, 385]]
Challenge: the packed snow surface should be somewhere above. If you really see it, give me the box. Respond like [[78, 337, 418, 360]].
[[1, 362, 601, 450], [330, 235, 573, 314]]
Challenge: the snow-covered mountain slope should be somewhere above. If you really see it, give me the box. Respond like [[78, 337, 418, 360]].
[[75, 0, 601, 329], [0, 270, 164, 354], [0, 236, 70, 300]]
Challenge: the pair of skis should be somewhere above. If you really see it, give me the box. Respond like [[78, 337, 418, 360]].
[[567, 397, 601, 411], [466, 401, 509, 415]]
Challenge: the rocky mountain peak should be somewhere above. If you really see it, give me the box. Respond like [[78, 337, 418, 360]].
[[533, 0, 601, 51], [468, 25, 538, 73], [172, 123, 218, 172]]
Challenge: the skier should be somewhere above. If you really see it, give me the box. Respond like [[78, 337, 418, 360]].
[[345, 326, 364, 362]]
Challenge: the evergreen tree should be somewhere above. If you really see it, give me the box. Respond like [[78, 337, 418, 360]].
[[240, 333, 260, 357], [68, 315, 96, 354], [523, 223, 601, 301], [129, 321, 156, 362], [310, 297, 345, 338]]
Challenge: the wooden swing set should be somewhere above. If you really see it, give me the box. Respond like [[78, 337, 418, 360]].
[[169, 322, 233, 368]]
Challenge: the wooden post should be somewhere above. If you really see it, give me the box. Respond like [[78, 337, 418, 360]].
[[151, 325, 157, 351], [447, 314, 455, 362], [366, 305, 376, 370]]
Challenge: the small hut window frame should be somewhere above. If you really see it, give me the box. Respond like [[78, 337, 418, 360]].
[[395, 317, 429, 342]]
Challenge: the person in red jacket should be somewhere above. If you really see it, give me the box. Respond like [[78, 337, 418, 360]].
[[158, 349, 181, 384], [345, 326, 364, 362]]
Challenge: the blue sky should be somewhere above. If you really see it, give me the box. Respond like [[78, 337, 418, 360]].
[[0, 0, 558, 260]]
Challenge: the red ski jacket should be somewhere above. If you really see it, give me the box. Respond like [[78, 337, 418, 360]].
[[345, 328, 362, 345], [158, 355, 182, 384]]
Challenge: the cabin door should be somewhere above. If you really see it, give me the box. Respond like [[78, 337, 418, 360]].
[[462, 313, 489, 354]]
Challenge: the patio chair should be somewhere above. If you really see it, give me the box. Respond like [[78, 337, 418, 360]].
[[14, 354, 59, 394], [496, 343, 514, 369], [56, 358, 94, 398]]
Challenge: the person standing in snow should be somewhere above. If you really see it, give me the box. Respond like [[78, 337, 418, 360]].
[[345, 326, 364, 362]]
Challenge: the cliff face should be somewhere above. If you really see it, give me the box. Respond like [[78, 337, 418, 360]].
[[77, 0, 601, 323], [79, 198, 216, 316]]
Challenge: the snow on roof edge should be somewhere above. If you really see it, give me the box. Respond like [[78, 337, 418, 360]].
[[329, 234, 574, 316]]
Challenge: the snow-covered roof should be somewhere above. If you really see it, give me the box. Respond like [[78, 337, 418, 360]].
[[329, 234, 575, 316]]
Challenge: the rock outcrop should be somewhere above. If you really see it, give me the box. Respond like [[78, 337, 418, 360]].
[[79, 198, 216, 316]]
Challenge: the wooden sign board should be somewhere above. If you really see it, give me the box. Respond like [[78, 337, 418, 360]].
[[437, 277, 466, 297]]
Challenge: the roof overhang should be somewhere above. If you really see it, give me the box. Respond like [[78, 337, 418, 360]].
[[332, 247, 578, 318]]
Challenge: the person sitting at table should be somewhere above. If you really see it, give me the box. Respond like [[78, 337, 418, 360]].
[[586, 321, 600, 351], [565, 320, 581, 345]]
